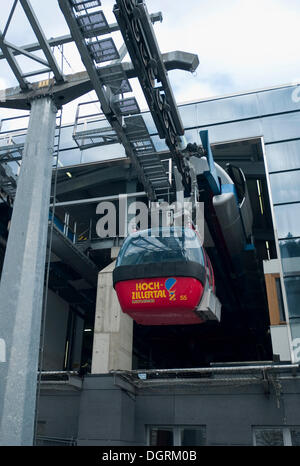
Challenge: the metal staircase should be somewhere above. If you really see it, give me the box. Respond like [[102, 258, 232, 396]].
[[124, 115, 171, 199], [59, 0, 198, 202]]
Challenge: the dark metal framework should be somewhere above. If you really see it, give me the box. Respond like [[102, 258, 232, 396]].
[[0, 0, 199, 201], [58, 0, 179, 200], [56, 0, 199, 199], [113, 0, 199, 192]]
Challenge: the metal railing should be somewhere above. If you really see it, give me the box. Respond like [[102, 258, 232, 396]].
[[35, 436, 77, 446]]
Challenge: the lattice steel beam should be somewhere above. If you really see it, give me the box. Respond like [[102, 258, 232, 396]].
[[4, 40, 50, 68], [2, 0, 18, 39], [0, 30, 29, 90]]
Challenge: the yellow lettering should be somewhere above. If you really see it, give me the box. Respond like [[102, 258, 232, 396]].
[[38, 79, 50, 88], [149, 282, 159, 291]]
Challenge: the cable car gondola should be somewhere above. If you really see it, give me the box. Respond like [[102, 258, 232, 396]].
[[113, 226, 221, 325]]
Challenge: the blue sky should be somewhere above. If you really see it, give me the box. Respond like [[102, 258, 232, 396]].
[[1, 0, 300, 123]]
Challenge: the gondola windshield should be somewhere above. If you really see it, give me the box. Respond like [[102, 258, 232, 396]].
[[116, 227, 205, 267]]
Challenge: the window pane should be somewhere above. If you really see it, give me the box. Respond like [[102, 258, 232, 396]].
[[179, 93, 259, 127], [262, 112, 300, 143], [59, 125, 78, 150], [279, 239, 300, 276], [181, 428, 206, 446], [192, 119, 262, 145], [284, 276, 300, 319], [274, 204, 300, 239], [150, 428, 173, 446], [254, 429, 284, 446], [290, 321, 300, 348], [257, 87, 300, 116], [58, 148, 82, 166], [291, 429, 300, 446], [81, 144, 125, 164], [270, 171, 300, 204], [265, 141, 300, 173]]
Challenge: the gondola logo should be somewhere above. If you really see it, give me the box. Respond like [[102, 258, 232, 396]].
[[165, 278, 177, 301]]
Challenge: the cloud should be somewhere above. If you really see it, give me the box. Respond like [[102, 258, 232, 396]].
[[146, 0, 300, 100]]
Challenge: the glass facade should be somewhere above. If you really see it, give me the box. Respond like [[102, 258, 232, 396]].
[[2, 82, 300, 357], [265, 140, 300, 172], [274, 204, 300, 239], [284, 277, 300, 319], [270, 172, 300, 205]]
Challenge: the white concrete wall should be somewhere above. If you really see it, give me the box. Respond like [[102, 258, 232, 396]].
[[263, 259, 280, 274], [91, 261, 133, 374], [270, 325, 291, 362]]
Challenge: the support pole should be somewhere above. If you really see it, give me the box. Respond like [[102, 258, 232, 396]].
[[0, 97, 57, 446]]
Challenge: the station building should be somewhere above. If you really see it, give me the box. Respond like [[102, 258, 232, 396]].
[[1, 82, 300, 446]]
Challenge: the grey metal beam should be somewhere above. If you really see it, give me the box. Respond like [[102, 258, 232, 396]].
[[0, 52, 199, 110], [217, 161, 266, 178], [2, 0, 18, 39], [4, 40, 50, 68], [19, 0, 64, 83], [0, 70, 94, 110], [0, 13, 163, 61], [50, 191, 146, 207], [0, 30, 29, 90], [50, 224, 98, 288], [22, 68, 51, 78], [54, 165, 132, 196], [0, 97, 57, 446]]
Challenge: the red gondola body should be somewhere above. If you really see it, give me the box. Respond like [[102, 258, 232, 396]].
[[113, 227, 220, 326], [115, 277, 205, 325]]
